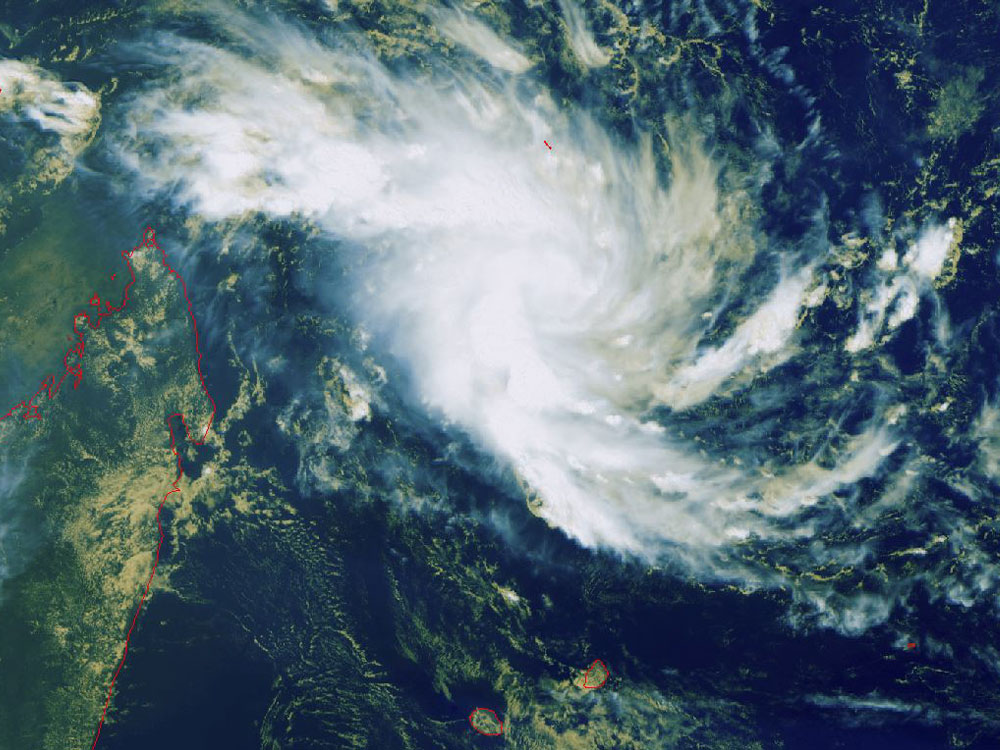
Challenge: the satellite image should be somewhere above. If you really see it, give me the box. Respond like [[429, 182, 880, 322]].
[[0, 0, 998, 748]]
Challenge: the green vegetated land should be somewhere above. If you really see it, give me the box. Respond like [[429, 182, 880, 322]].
[[0, 223, 213, 748]]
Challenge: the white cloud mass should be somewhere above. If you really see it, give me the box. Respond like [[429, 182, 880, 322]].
[[107, 6, 982, 634], [0, 58, 99, 153]]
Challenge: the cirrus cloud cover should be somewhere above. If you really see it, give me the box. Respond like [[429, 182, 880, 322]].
[[106, 3, 979, 633]]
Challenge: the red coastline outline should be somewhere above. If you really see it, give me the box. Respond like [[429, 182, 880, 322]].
[[468, 707, 504, 736], [0, 227, 216, 749], [582, 658, 609, 689]]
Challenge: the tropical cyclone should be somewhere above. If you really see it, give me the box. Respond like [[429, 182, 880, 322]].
[[1, 0, 999, 746], [112, 3, 973, 637]]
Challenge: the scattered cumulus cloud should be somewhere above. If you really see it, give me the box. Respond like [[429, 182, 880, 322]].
[[846, 219, 957, 353]]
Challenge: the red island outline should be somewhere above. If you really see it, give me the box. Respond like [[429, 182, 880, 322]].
[[468, 707, 504, 736], [582, 658, 609, 689], [0, 227, 216, 749]]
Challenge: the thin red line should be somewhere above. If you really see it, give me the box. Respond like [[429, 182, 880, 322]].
[[582, 658, 609, 689], [1, 239, 140, 423], [89, 228, 216, 749], [0, 226, 216, 749], [468, 707, 504, 736]]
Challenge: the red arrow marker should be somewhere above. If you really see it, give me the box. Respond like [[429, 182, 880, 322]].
[[544, 140, 552, 150]]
